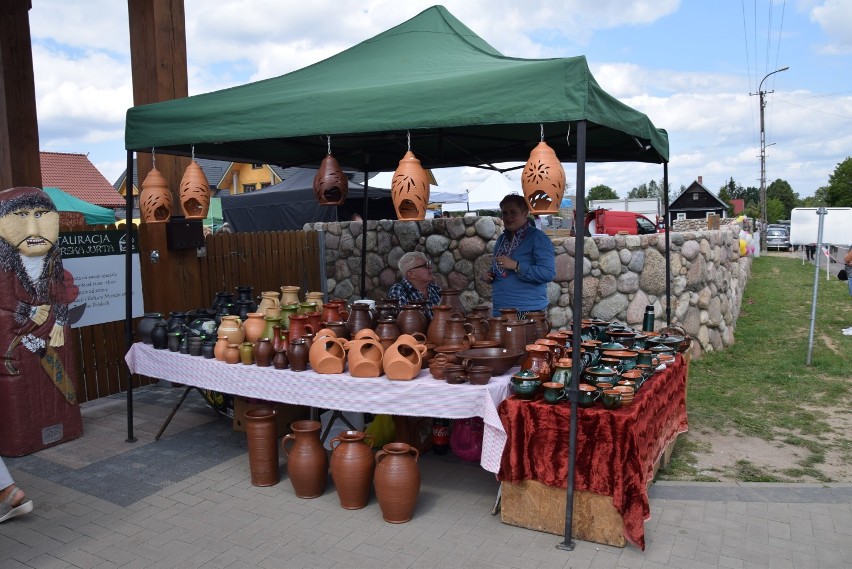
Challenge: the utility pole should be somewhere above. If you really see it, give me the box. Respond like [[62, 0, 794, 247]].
[[752, 66, 789, 251]]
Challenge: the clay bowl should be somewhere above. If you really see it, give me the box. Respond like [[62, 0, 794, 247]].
[[467, 365, 492, 385], [472, 339, 500, 349], [456, 347, 525, 375]]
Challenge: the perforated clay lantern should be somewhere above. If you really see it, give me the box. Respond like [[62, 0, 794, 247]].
[[140, 167, 172, 223], [391, 151, 430, 221], [313, 154, 348, 205], [521, 141, 565, 214], [179, 160, 211, 219]]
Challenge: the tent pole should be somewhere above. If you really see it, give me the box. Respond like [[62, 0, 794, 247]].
[[360, 169, 369, 299], [124, 150, 136, 443], [558, 119, 585, 552], [663, 163, 671, 326]]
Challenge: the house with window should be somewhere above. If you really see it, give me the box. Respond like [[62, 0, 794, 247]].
[[667, 176, 727, 225]]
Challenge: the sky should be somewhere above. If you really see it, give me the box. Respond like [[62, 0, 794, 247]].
[[27, 0, 852, 199]]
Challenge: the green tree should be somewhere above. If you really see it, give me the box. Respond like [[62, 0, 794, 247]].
[[588, 184, 618, 200], [802, 186, 831, 207], [766, 197, 786, 224], [628, 179, 664, 199], [766, 178, 798, 219], [825, 157, 852, 207], [718, 178, 737, 216]]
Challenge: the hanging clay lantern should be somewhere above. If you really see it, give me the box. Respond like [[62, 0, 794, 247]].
[[313, 154, 348, 205], [521, 141, 565, 214], [140, 167, 172, 223], [391, 151, 430, 220], [179, 160, 211, 219]]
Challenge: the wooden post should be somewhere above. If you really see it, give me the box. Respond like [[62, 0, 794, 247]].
[[128, 0, 202, 314], [0, 0, 41, 189]]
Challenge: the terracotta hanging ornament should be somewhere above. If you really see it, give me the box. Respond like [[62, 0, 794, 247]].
[[521, 125, 565, 215], [313, 136, 348, 205], [179, 148, 211, 219], [391, 132, 430, 221], [139, 149, 172, 223]]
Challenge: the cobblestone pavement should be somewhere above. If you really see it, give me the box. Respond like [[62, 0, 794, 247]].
[[2, 385, 851, 569]]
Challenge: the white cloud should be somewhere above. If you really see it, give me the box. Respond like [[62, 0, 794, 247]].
[[810, 0, 852, 54]]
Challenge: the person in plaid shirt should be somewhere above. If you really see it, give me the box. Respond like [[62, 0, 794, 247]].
[[387, 251, 442, 320]]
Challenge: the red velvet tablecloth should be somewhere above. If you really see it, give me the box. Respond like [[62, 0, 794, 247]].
[[497, 354, 688, 549]]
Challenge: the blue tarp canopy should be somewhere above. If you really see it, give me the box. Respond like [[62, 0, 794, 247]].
[[44, 186, 116, 225]]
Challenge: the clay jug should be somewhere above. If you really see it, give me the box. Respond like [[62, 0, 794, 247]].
[[470, 304, 491, 321], [345, 338, 384, 378], [375, 298, 400, 321], [262, 314, 281, 342], [151, 322, 169, 349], [439, 288, 466, 315], [272, 348, 289, 370], [502, 319, 528, 356], [244, 407, 278, 486], [139, 166, 172, 223], [534, 337, 562, 364], [217, 315, 244, 345], [278, 303, 298, 330], [235, 285, 254, 304], [374, 442, 421, 523], [426, 305, 454, 347], [321, 302, 343, 324], [288, 314, 314, 342], [325, 321, 349, 340], [384, 335, 427, 381], [281, 420, 328, 498], [485, 317, 504, 345], [523, 343, 552, 382], [242, 312, 266, 343], [304, 311, 323, 334], [214, 336, 230, 361], [396, 304, 427, 336], [234, 300, 254, 322], [297, 301, 318, 316], [375, 317, 401, 351], [137, 312, 165, 344], [166, 311, 188, 333], [287, 338, 309, 371], [528, 310, 551, 341], [271, 325, 289, 354], [329, 431, 375, 509], [499, 307, 519, 320], [443, 316, 475, 349], [347, 303, 375, 337], [239, 342, 255, 365], [305, 291, 324, 313], [253, 338, 274, 367], [308, 337, 347, 374], [224, 343, 240, 364], [465, 315, 488, 343], [257, 291, 280, 315], [280, 285, 301, 306]]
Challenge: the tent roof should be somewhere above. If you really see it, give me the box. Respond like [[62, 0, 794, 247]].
[[443, 171, 520, 212], [125, 5, 668, 173], [44, 186, 117, 225]]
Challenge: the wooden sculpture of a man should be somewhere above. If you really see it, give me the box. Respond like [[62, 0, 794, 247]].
[[0, 187, 81, 457]]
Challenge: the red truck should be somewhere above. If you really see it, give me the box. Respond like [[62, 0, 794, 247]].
[[584, 208, 661, 236]]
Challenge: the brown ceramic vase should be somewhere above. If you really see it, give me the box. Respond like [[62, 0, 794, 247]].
[[244, 408, 279, 486], [374, 442, 421, 523], [329, 431, 375, 509], [281, 420, 328, 498]]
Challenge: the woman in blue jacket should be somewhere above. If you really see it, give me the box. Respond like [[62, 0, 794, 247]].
[[481, 194, 556, 318]]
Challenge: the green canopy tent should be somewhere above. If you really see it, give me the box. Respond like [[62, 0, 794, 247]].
[[122, 6, 673, 549], [44, 186, 116, 225]]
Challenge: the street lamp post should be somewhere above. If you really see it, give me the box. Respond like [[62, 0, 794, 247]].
[[752, 66, 789, 251]]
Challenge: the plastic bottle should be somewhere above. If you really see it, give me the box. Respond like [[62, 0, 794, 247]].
[[432, 418, 450, 455]]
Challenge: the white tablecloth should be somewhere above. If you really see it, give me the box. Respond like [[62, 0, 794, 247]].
[[125, 343, 513, 472]]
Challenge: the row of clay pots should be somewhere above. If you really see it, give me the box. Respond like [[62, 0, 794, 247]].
[[309, 329, 428, 380], [276, 420, 420, 523]]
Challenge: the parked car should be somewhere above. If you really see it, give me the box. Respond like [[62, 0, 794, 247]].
[[766, 226, 791, 251], [584, 209, 660, 236]]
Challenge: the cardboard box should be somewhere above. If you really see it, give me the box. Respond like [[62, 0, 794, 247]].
[[232, 396, 310, 437]]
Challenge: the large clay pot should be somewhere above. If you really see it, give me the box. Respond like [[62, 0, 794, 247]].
[[245, 407, 279, 486], [329, 431, 375, 509], [396, 304, 427, 336], [309, 337, 347, 374], [391, 150, 430, 221], [253, 338, 274, 367], [139, 166, 172, 223], [179, 160, 211, 219], [375, 298, 400, 321], [375, 317, 401, 351], [257, 291, 280, 315], [281, 420, 328, 498], [521, 141, 565, 214], [313, 153, 348, 205], [224, 343, 240, 364], [347, 303, 375, 337], [304, 311, 323, 334], [346, 338, 384, 378], [288, 314, 315, 342], [321, 302, 344, 324], [426, 305, 454, 347], [439, 289, 466, 315], [374, 442, 421, 523], [485, 317, 504, 345], [384, 335, 427, 381], [137, 312, 165, 344], [243, 312, 266, 343], [280, 285, 301, 306], [502, 319, 529, 357], [443, 316, 475, 349], [527, 310, 551, 341]]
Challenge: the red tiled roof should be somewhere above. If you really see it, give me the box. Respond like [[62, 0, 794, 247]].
[[40, 151, 125, 208]]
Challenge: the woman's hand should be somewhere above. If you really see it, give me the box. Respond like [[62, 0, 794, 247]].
[[495, 255, 517, 271]]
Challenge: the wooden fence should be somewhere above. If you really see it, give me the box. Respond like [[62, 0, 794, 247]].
[[65, 226, 322, 403]]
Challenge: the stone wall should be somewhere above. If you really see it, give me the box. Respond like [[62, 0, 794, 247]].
[[308, 217, 752, 357]]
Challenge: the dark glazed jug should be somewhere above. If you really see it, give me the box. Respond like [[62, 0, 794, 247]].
[[287, 338, 309, 371], [396, 304, 427, 336], [347, 303, 375, 337]]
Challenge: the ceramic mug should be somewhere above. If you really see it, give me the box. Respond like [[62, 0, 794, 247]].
[[601, 389, 622, 410], [577, 384, 600, 407], [542, 381, 565, 404]]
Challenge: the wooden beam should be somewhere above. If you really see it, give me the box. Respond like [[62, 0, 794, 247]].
[[0, 0, 41, 189]]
